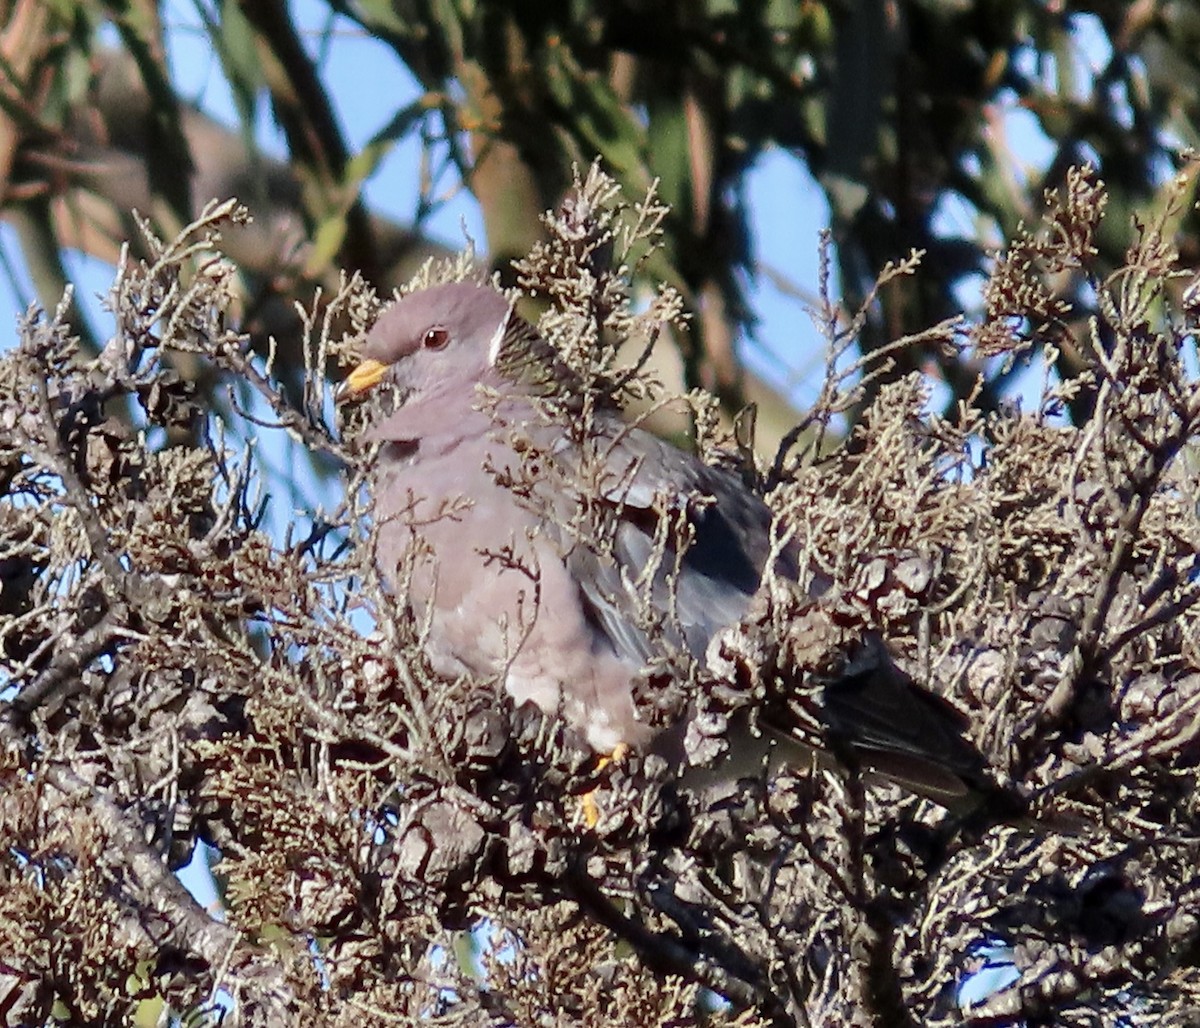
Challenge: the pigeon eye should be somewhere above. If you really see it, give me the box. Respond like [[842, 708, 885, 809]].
[[423, 327, 450, 351]]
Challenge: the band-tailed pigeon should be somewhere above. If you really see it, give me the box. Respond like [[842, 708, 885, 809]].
[[339, 282, 1004, 811]]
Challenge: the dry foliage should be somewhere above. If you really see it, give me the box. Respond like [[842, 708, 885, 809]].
[[2, 166, 1200, 1026]]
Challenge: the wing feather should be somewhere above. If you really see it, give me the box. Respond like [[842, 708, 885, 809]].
[[554, 420, 776, 666]]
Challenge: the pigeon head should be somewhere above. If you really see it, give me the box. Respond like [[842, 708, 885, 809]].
[[338, 282, 515, 402], [340, 282, 584, 408]]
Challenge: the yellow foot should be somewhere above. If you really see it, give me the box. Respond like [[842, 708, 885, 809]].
[[581, 743, 631, 829]]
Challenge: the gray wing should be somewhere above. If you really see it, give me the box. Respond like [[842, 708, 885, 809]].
[[556, 421, 779, 666], [541, 417, 1011, 813]]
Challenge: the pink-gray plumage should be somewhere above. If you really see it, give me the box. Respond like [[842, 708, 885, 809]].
[[340, 281, 1007, 811]]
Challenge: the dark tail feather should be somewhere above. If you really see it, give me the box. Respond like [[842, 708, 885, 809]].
[[764, 639, 1039, 822]]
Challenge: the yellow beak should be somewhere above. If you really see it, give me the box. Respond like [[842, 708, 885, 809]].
[[336, 358, 389, 401]]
